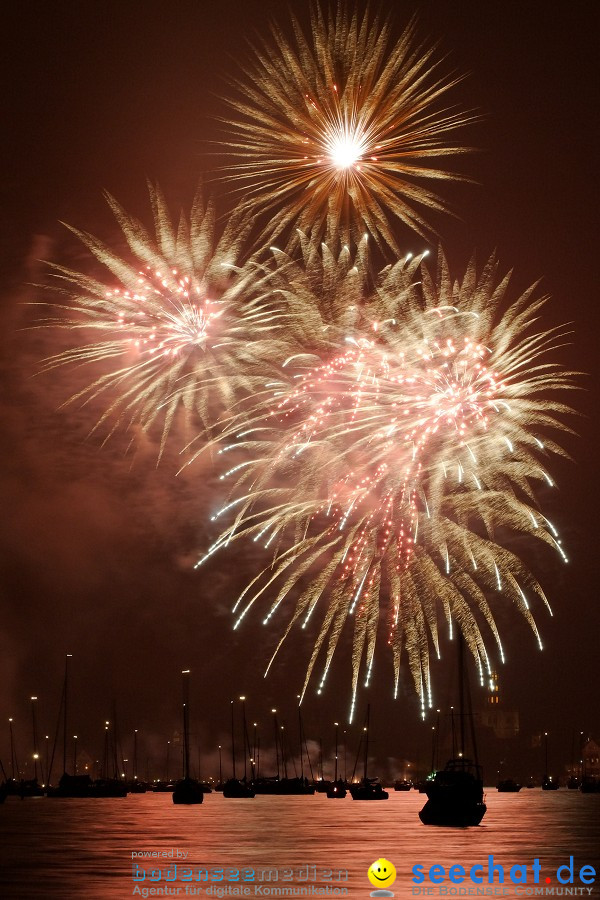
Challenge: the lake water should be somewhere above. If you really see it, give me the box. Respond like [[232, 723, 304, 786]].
[[1, 790, 599, 899]]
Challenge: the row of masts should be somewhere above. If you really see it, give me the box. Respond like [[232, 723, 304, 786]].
[[4, 652, 591, 789]]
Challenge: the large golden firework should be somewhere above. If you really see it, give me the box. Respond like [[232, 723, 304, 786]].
[[37, 186, 290, 457], [222, 5, 474, 250], [199, 248, 575, 717]]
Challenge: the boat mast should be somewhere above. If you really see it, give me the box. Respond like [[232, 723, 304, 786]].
[[63, 653, 72, 774], [240, 696, 249, 781], [334, 722, 339, 782], [466, 658, 480, 768], [31, 696, 39, 783], [364, 704, 370, 782], [272, 709, 280, 779], [303, 729, 315, 781], [182, 670, 190, 781], [298, 707, 304, 780], [280, 724, 287, 778], [230, 700, 236, 780], [459, 635, 466, 757]]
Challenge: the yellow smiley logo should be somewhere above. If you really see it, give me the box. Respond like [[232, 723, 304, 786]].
[[368, 858, 397, 889]]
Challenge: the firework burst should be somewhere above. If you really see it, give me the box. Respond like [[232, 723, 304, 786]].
[[199, 249, 575, 718], [222, 5, 474, 250], [37, 186, 289, 457]]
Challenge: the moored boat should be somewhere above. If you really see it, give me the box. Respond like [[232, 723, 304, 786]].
[[349, 706, 388, 801], [350, 777, 389, 800], [394, 779, 412, 791], [541, 776, 559, 790], [419, 758, 486, 826], [326, 724, 346, 798], [222, 777, 255, 798], [419, 637, 486, 826], [497, 778, 521, 792], [173, 777, 204, 804], [172, 670, 203, 805]]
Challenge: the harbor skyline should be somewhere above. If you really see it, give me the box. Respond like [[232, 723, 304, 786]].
[[1, 0, 598, 786]]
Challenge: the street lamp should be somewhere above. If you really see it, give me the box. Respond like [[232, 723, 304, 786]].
[[31, 697, 39, 782], [8, 718, 17, 781]]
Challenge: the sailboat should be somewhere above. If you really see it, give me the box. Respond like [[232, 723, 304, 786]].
[[172, 670, 203, 805], [349, 706, 388, 800], [45, 654, 121, 798], [222, 698, 255, 798], [129, 730, 147, 793], [287, 709, 316, 795], [327, 723, 346, 798], [419, 637, 486, 826], [567, 730, 581, 789], [541, 732, 559, 790]]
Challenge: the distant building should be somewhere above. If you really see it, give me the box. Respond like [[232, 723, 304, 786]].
[[583, 739, 600, 778], [476, 671, 519, 739]]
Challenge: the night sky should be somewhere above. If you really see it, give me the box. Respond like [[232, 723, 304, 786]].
[[1, 1, 598, 781]]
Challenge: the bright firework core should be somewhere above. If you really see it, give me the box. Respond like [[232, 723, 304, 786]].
[[326, 126, 367, 170], [113, 268, 221, 358]]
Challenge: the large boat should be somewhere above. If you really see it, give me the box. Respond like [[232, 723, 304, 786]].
[[349, 706, 388, 801], [172, 670, 203, 805], [47, 773, 127, 798], [5, 778, 44, 798], [419, 757, 486, 826], [419, 636, 486, 826]]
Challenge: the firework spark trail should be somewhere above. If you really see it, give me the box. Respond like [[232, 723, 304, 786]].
[[221, 5, 475, 250], [198, 249, 576, 717], [36, 185, 295, 457]]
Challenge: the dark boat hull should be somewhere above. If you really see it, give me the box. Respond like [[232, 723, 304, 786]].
[[172, 778, 204, 804], [350, 780, 388, 800], [222, 779, 255, 798], [47, 774, 127, 798], [542, 779, 559, 791], [394, 781, 412, 792], [419, 798, 487, 827], [254, 778, 313, 795], [497, 779, 521, 792], [326, 782, 347, 798]]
